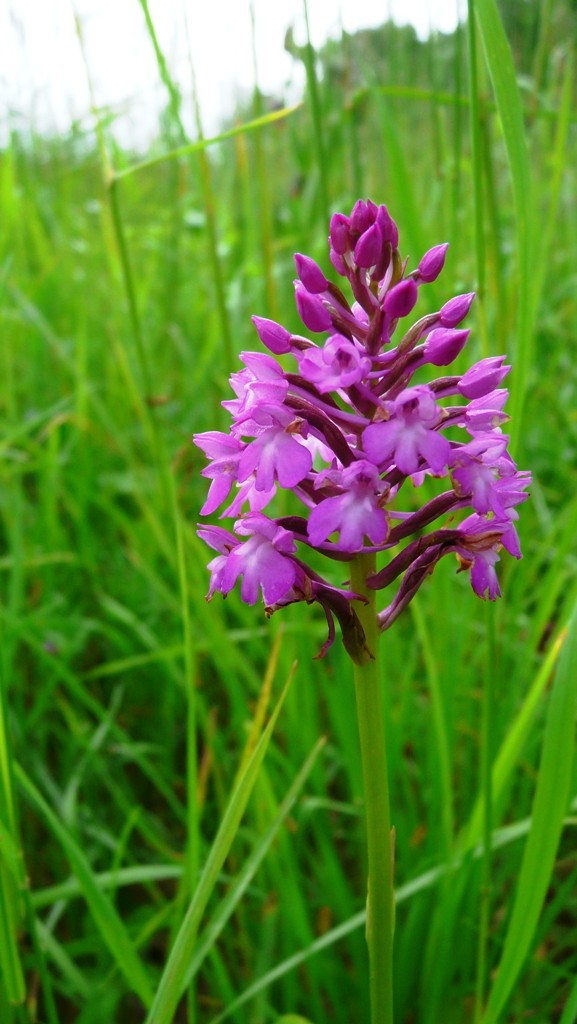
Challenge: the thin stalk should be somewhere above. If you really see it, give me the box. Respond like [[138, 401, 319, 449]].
[[350, 552, 394, 1024], [474, 603, 495, 1021], [302, 0, 329, 221], [249, 0, 277, 319], [467, 0, 490, 357]]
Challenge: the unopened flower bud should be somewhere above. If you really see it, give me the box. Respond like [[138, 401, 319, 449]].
[[458, 356, 511, 399], [376, 205, 398, 248], [425, 327, 469, 366], [251, 316, 292, 354], [418, 243, 449, 283], [354, 223, 383, 268], [294, 283, 332, 332], [294, 253, 329, 294], [329, 213, 350, 255], [350, 199, 372, 234], [384, 279, 418, 319], [439, 292, 475, 327]]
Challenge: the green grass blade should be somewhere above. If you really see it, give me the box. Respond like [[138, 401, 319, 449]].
[[458, 624, 565, 852], [146, 669, 294, 1024], [112, 105, 302, 182], [207, 805, 577, 1024], [474, 0, 536, 446], [559, 971, 577, 1024], [482, 602, 577, 1022], [0, 633, 25, 1004], [187, 736, 326, 984], [13, 764, 154, 1009]]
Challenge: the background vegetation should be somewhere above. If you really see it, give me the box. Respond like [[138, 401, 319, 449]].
[[1, 1, 577, 1022]]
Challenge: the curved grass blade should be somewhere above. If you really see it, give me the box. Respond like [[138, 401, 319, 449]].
[[482, 602, 577, 1022], [145, 668, 295, 1024], [207, 804, 577, 1024], [458, 624, 565, 853], [186, 736, 326, 985], [474, 0, 536, 445], [112, 105, 302, 182], [14, 764, 154, 1009]]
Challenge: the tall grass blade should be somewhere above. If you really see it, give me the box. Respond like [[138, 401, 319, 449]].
[[482, 603, 577, 1022], [0, 632, 25, 1005], [145, 669, 295, 1024], [13, 765, 154, 1009], [458, 624, 565, 852], [185, 736, 326, 984], [473, 0, 536, 446]]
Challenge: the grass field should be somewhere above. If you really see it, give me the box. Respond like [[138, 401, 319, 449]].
[[1, 2, 577, 1022]]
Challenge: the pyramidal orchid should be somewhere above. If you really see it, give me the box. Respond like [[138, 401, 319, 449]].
[[195, 199, 530, 662], [194, 199, 530, 1024]]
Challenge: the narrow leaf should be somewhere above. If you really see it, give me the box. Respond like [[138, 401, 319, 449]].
[[14, 765, 154, 1009], [146, 669, 294, 1024], [482, 604, 577, 1022]]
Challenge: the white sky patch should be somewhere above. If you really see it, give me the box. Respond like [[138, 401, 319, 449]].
[[0, 0, 465, 146]]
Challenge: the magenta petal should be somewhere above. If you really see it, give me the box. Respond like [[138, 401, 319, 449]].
[[362, 420, 399, 466], [307, 496, 343, 546], [393, 429, 421, 475], [471, 552, 501, 600], [418, 429, 451, 474], [201, 475, 234, 515]]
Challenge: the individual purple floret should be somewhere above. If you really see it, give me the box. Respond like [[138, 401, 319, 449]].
[[194, 200, 530, 661]]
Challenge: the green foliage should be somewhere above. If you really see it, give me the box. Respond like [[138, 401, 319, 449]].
[[1, 4, 576, 1023]]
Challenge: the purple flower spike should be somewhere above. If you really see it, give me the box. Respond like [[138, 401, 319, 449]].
[[196, 198, 530, 658]]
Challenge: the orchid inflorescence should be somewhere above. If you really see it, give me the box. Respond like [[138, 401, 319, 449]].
[[194, 200, 530, 662]]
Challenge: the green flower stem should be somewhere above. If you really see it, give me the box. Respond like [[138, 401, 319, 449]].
[[350, 553, 395, 1024]]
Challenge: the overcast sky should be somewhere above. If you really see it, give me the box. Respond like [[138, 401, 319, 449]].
[[1, 0, 465, 145]]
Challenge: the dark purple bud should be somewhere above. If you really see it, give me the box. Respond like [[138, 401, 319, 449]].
[[376, 205, 398, 248], [439, 292, 475, 327], [418, 243, 449, 283], [329, 213, 350, 255], [350, 199, 372, 234], [294, 253, 329, 294], [458, 356, 511, 399], [354, 223, 383, 268], [383, 278, 418, 319], [294, 282, 332, 332], [251, 316, 292, 354], [329, 246, 347, 275], [425, 327, 470, 366]]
